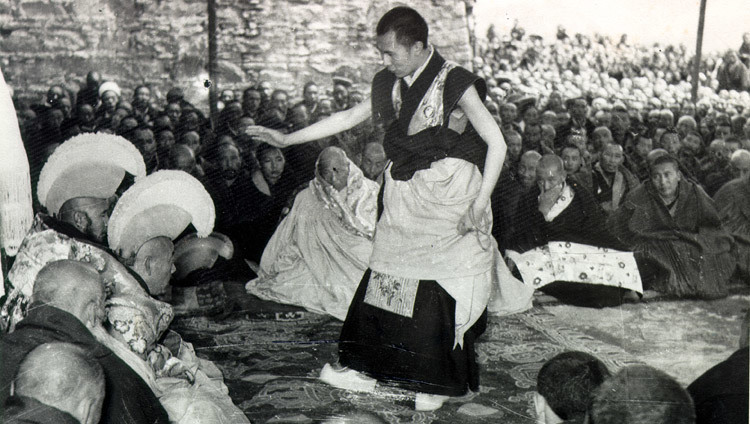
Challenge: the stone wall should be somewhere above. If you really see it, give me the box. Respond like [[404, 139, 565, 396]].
[[0, 0, 474, 109]]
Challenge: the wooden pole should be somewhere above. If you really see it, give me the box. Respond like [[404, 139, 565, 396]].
[[691, 0, 707, 103], [207, 0, 218, 129]]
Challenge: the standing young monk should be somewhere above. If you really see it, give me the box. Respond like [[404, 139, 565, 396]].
[[247, 6, 509, 411]]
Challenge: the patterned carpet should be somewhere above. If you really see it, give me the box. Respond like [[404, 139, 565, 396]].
[[172, 299, 640, 423], [171, 283, 748, 423]]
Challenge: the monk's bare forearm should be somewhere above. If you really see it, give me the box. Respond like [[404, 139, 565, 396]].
[[283, 100, 372, 147], [459, 86, 506, 209]]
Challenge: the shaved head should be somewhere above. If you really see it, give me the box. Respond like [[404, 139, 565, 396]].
[[15, 342, 105, 424], [32, 260, 104, 327], [317, 147, 350, 191], [538, 154, 565, 174]]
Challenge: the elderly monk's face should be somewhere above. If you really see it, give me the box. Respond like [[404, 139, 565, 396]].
[[601, 144, 624, 173], [83, 200, 111, 243], [537, 162, 565, 192], [361, 147, 387, 181], [322, 155, 350, 191], [651, 162, 681, 200], [138, 237, 175, 296]]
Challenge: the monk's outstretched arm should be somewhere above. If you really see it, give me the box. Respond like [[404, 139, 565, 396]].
[[245, 100, 372, 148]]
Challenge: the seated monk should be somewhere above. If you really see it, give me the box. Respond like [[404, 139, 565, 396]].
[[2, 133, 148, 331], [205, 142, 299, 263], [100, 294, 249, 424], [507, 155, 641, 307], [713, 149, 750, 278], [0, 260, 169, 424], [360, 141, 388, 184], [4, 342, 105, 424], [491, 150, 541, 248], [105, 170, 249, 423], [592, 143, 640, 214], [560, 142, 592, 192], [246, 147, 379, 320], [609, 154, 736, 299]]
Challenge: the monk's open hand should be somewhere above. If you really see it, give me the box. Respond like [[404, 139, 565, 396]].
[[245, 125, 286, 147], [538, 183, 563, 217]]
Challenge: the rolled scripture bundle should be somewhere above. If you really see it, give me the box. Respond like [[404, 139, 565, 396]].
[[0, 66, 33, 259]]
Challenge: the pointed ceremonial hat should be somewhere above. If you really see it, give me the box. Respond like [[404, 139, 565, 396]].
[[107, 170, 215, 258], [37, 132, 147, 216]]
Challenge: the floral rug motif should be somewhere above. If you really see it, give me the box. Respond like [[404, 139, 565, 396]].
[[173, 305, 638, 424]]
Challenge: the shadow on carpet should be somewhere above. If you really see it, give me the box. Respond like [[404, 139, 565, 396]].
[[172, 303, 639, 424]]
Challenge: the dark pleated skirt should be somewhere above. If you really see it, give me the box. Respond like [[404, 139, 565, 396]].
[[338, 269, 487, 397]]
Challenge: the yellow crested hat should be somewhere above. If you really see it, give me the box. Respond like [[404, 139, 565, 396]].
[[107, 170, 215, 258], [37, 133, 146, 216]]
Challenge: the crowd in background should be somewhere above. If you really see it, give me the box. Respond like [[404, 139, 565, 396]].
[[2, 22, 749, 424]]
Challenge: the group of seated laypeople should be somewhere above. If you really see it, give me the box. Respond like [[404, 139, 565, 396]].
[[1, 130, 249, 423]]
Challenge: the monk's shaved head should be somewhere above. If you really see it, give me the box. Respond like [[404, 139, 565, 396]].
[[32, 260, 104, 327], [317, 147, 350, 191], [537, 154, 564, 174], [15, 342, 105, 424]]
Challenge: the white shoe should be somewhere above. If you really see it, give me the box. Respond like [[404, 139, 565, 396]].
[[319, 363, 377, 393], [414, 393, 449, 411]]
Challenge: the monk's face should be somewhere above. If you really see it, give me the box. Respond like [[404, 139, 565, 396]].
[[82, 200, 111, 243], [537, 163, 565, 192], [135, 237, 175, 296], [376, 31, 425, 79], [651, 162, 681, 200], [361, 146, 387, 181], [561, 147, 582, 173], [322, 155, 350, 191]]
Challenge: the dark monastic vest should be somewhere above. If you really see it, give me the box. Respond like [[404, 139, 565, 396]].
[[371, 50, 487, 181]]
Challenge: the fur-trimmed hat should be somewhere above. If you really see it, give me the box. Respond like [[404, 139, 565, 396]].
[[98, 81, 121, 98], [37, 133, 146, 216], [107, 170, 215, 259]]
